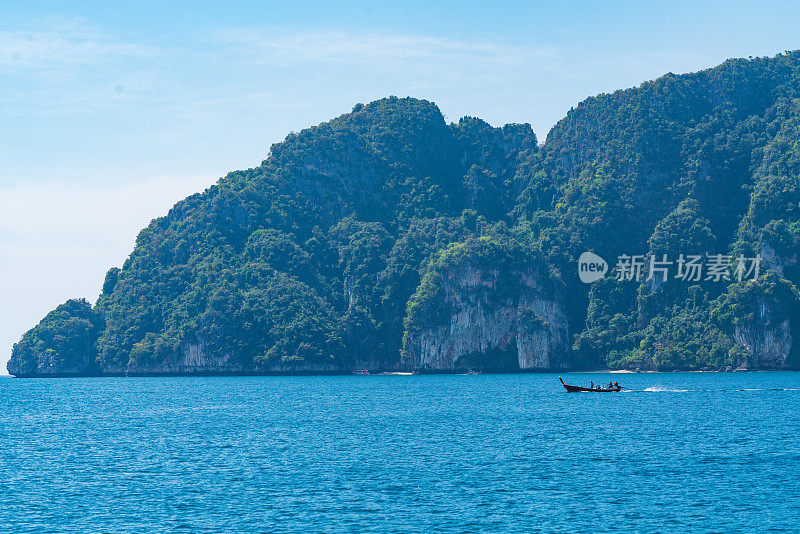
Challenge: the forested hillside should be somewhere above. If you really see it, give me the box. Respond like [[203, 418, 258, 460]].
[[10, 52, 800, 376]]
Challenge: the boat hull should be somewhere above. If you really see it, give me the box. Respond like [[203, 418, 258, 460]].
[[559, 377, 621, 392]]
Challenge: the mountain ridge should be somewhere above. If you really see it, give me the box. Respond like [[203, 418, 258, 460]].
[[10, 52, 800, 376]]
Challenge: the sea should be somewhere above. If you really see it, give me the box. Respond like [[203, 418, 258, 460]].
[[1, 372, 799, 533]]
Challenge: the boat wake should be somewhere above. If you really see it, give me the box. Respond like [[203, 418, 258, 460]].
[[635, 387, 800, 393], [741, 387, 800, 392]]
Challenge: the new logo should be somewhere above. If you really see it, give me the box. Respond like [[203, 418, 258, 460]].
[[578, 251, 608, 283]]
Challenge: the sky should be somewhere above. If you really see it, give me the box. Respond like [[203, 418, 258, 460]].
[[2, 0, 800, 373]]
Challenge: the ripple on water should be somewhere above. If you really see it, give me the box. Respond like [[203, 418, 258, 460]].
[[0, 373, 799, 533]]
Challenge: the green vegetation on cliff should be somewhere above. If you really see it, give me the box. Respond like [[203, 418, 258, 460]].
[[10, 52, 800, 375]]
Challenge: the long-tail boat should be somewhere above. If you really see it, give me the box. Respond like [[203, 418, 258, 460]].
[[559, 376, 622, 392]]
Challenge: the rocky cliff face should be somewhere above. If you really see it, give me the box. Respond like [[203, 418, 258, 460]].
[[107, 340, 343, 375], [104, 340, 247, 375], [733, 297, 794, 369], [402, 245, 570, 371], [7, 347, 97, 377]]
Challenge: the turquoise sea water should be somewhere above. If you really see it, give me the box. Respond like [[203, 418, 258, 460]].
[[1, 372, 799, 533]]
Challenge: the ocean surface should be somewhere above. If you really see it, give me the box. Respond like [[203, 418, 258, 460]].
[[1, 372, 799, 533]]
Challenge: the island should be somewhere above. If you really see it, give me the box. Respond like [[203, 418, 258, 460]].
[[9, 52, 800, 376]]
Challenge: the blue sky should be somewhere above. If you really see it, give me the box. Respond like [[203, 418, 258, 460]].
[[2, 0, 800, 372]]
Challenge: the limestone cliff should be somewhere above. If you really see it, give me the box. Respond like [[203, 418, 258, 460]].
[[402, 238, 569, 371], [732, 297, 795, 369], [719, 273, 800, 369]]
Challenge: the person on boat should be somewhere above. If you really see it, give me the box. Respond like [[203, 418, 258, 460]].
[[590, 381, 594, 389], [608, 382, 613, 389], [614, 382, 619, 388]]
